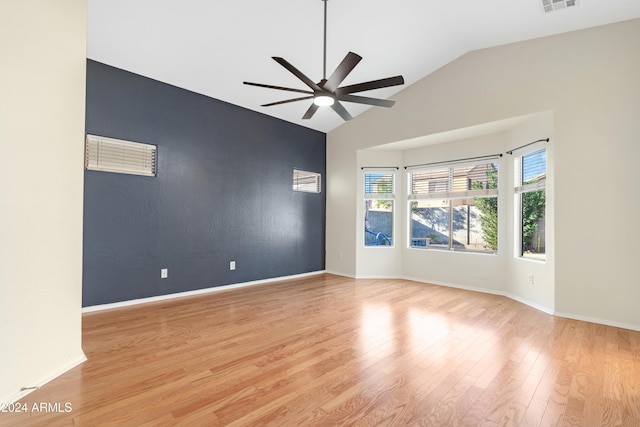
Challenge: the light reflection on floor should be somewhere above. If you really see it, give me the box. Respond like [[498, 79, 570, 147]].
[[409, 309, 452, 355], [360, 304, 395, 357]]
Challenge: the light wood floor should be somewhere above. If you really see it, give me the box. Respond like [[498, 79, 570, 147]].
[[3, 274, 640, 426]]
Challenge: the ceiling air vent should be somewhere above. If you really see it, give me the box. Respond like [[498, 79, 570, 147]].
[[541, 0, 578, 13]]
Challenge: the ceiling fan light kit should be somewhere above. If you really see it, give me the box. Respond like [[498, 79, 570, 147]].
[[313, 94, 335, 107], [243, 0, 404, 121]]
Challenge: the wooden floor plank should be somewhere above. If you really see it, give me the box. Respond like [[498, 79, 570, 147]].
[[2, 274, 640, 426]]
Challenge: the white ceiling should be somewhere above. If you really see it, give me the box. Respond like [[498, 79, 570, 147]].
[[87, 0, 640, 133]]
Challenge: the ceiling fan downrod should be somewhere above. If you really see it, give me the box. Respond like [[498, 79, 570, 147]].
[[315, 0, 333, 106], [322, 0, 328, 81]]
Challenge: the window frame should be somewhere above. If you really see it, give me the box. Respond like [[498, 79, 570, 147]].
[[513, 144, 547, 260], [364, 169, 396, 248], [407, 157, 500, 254]]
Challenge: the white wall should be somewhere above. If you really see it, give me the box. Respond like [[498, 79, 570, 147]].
[[327, 19, 640, 330], [0, 0, 87, 402], [325, 145, 358, 277]]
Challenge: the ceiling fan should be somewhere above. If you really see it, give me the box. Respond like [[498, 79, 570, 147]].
[[243, 0, 404, 121]]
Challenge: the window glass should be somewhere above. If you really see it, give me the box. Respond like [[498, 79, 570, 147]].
[[409, 160, 498, 253], [410, 201, 449, 248]]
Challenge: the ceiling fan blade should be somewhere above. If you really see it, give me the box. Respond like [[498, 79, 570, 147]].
[[302, 103, 319, 120], [323, 52, 362, 92], [272, 57, 322, 91], [243, 81, 313, 95], [335, 75, 405, 95], [331, 101, 353, 121], [337, 94, 396, 108], [261, 96, 314, 107]]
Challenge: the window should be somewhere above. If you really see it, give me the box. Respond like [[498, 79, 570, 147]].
[[514, 147, 546, 259], [85, 134, 157, 177], [293, 169, 321, 193], [408, 158, 499, 253], [364, 171, 394, 246]]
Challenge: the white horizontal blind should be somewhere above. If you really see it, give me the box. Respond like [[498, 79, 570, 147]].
[[409, 160, 499, 200], [85, 134, 157, 177], [293, 169, 321, 193], [364, 172, 394, 199], [515, 148, 546, 194], [409, 167, 449, 196]]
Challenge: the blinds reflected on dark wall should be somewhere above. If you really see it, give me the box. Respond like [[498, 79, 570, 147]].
[[85, 134, 157, 177]]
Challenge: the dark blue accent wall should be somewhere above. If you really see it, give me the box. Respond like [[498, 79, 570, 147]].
[[83, 60, 326, 307]]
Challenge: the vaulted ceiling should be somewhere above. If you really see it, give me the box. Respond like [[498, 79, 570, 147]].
[[87, 0, 640, 133]]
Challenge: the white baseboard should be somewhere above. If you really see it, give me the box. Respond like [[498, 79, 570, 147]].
[[404, 275, 555, 315], [403, 275, 640, 331], [83, 269, 640, 333], [324, 270, 356, 278], [3, 353, 87, 404], [83, 270, 326, 313], [355, 274, 403, 280], [553, 311, 640, 332], [403, 276, 507, 297], [503, 291, 554, 315]]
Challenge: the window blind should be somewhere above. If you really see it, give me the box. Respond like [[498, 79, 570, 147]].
[[85, 134, 157, 177], [364, 172, 394, 198], [293, 169, 321, 193], [515, 148, 546, 194], [409, 160, 499, 200]]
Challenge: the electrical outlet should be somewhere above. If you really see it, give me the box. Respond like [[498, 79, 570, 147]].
[[161, 268, 168, 279], [528, 274, 534, 285], [230, 261, 236, 271]]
